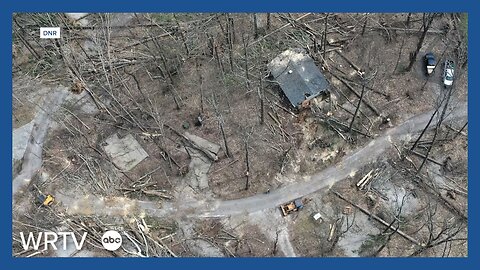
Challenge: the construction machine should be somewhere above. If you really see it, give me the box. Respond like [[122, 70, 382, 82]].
[[37, 194, 55, 206], [280, 199, 304, 216], [33, 184, 54, 206]]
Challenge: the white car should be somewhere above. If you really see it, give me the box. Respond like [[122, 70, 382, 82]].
[[443, 60, 455, 87]]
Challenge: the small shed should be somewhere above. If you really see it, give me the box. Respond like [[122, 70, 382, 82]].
[[268, 48, 330, 109]]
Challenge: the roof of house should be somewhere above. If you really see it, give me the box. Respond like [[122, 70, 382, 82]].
[[268, 48, 330, 108]]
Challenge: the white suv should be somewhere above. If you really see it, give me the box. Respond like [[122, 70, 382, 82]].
[[443, 60, 455, 87]]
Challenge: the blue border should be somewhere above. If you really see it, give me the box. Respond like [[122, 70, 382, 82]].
[[1, 1, 477, 270]]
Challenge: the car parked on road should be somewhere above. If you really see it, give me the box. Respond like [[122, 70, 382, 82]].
[[443, 60, 455, 87], [424, 52, 436, 76]]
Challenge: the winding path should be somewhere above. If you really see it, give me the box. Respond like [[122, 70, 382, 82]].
[[57, 102, 467, 218]]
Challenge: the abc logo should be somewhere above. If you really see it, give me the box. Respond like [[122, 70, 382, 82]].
[[101, 230, 122, 251]]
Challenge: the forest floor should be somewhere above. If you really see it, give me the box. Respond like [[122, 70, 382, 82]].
[[12, 12, 467, 257]]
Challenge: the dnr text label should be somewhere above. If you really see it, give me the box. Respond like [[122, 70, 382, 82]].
[[40, 27, 61, 39]]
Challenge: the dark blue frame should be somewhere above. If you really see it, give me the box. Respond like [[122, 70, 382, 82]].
[[1, 1, 476, 269]]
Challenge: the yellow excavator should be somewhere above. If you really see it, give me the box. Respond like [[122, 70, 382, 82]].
[[38, 194, 55, 206], [280, 198, 304, 216], [33, 185, 54, 206]]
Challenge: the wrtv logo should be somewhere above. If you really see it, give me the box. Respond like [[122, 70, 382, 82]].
[[19, 232, 88, 251]]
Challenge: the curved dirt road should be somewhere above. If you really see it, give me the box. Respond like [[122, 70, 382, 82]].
[[59, 102, 467, 218], [197, 102, 468, 217]]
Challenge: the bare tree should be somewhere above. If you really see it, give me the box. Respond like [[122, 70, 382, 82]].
[[13, 17, 41, 60], [417, 85, 453, 173], [272, 229, 280, 255], [409, 200, 466, 257], [226, 14, 234, 72], [173, 14, 190, 56], [212, 93, 231, 158], [266, 13, 271, 30], [253, 13, 259, 39], [242, 33, 250, 89], [372, 192, 409, 256], [258, 76, 265, 125], [348, 81, 366, 132], [244, 138, 251, 190], [454, 121, 467, 139], [362, 13, 369, 36], [195, 58, 204, 113], [406, 13, 436, 71], [322, 13, 329, 62], [393, 15, 410, 73], [160, 54, 182, 109], [405, 13, 412, 28]]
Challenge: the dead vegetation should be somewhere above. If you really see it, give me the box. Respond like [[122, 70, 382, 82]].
[[12, 12, 467, 257]]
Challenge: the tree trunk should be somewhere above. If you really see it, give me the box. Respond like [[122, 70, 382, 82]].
[[13, 17, 41, 60], [212, 93, 231, 158], [267, 13, 271, 30], [253, 13, 259, 39], [405, 13, 412, 28], [259, 76, 265, 125], [221, 121, 231, 158], [406, 13, 435, 72], [173, 14, 189, 55], [195, 58, 204, 113], [244, 140, 250, 190], [242, 34, 250, 89], [160, 54, 182, 109], [411, 106, 439, 151], [393, 33, 406, 73], [212, 38, 224, 74], [216, 14, 226, 39], [418, 87, 453, 173], [349, 83, 366, 132], [229, 16, 236, 44], [373, 226, 399, 257], [226, 14, 234, 72], [454, 121, 468, 139], [322, 13, 329, 62], [362, 13, 369, 36]]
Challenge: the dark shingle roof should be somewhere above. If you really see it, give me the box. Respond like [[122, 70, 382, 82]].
[[268, 48, 329, 108]]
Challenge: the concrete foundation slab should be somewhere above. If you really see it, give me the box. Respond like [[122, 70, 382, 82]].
[[104, 133, 148, 171]]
